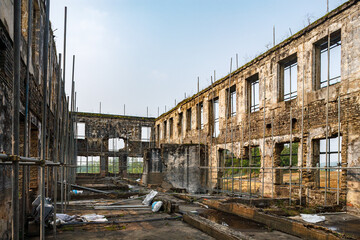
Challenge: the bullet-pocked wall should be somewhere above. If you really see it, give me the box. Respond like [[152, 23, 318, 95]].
[[74, 112, 155, 178], [0, 0, 70, 236], [155, 0, 360, 213]]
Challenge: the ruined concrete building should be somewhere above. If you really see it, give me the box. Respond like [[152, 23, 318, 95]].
[[144, 0, 360, 214], [75, 112, 155, 177], [1, 0, 360, 239]]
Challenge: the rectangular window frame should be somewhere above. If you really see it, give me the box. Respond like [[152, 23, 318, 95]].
[[157, 124, 160, 141], [75, 122, 86, 139], [186, 108, 192, 131], [169, 118, 174, 138], [127, 157, 144, 174], [279, 54, 298, 102], [197, 102, 204, 130], [163, 120, 167, 140], [227, 85, 237, 118], [108, 157, 119, 174], [313, 136, 342, 189], [247, 74, 260, 113], [141, 126, 151, 141], [178, 112, 183, 137], [279, 142, 299, 185], [314, 30, 341, 90], [212, 97, 220, 137]]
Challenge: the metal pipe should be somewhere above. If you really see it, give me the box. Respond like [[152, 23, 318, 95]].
[[223, 60, 231, 193], [271, 111, 274, 198], [60, 5, 68, 213], [229, 60, 234, 194], [337, 96, 341, 204], [61, 215, 182, 226], [53, 165, 58, 237], [289, 106, 293, 205], [19, 156, 41, 162], [22, 1, 33, 237], [62, 6, 67, 88], [262, 77, 266, 198], [209, 76, 214, 192], [324, 0, 330, 206], [240, 123, 244, 193], [64, 97, 70, 209], [248, 82, 252, 197], [46, 39, 53, 199], [60, 90, 66, 213], [273, 25, 275, 47], [53, 53, 62, 237], [40, 0, 50, 238], [68, 55, 76, 202], [197, 77, 201, 191], [300, 65, 305, 206], [12, 0, 21, 238], [198, 166, 360, 170]]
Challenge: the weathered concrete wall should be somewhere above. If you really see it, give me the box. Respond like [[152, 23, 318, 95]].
[[142, 148, 163, 185], [155, 0, 360, 212], [75, 112, 155, 177], [142, 145, 207, 193], [162, 144, 206, 193]]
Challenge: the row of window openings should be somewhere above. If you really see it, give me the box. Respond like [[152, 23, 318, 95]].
[[76, 156, 143, 174], [159, 98, 220, 139], [158, 34, 341, 139], [108, 157, 144, 174], [222, 136, 341, 186], [75, 123, 151, 143], [250, 33, 341, 111], [160, 33, 341, 136]]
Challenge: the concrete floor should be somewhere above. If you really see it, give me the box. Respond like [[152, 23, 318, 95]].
[[41, 219, 213, 240], [27, 179, 356, 239]]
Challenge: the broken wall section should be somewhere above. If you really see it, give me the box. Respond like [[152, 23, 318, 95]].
[[143, 144, 207, 193], [75, 112, 155, 177]]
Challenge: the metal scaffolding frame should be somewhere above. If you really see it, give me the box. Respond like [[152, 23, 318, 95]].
[[4, 3, 77, 239]]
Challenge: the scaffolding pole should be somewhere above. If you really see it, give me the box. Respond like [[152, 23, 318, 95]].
[[22, 0, 33, 238], [324, 0, 331, 206], [262, 77, 266, 198], [289, 106, 293, 205], [53, 53, 62, 237], [248, 85, 252, 197], [39, 0, 50, 238], [300, 65, 305, 206], [12, 1, 21, 239], [336, 96, 341, 204], [271, 111, 274, 198]]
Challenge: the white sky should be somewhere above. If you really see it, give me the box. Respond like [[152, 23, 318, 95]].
[[49, 0, 347, 117]]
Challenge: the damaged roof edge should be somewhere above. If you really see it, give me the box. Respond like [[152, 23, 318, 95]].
[[156, 0, 358, 121], [72, 111, 156, 121]]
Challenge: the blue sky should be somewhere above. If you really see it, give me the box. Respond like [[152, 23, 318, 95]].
[[50, 0, 347, 117]]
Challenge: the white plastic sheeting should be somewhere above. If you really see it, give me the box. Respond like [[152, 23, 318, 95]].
[[300, 214, 326, 223], [142, 190, 158, 206]]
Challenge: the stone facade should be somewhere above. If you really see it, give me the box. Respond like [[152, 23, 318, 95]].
[[75, 112, 155, 177], [155, 0, 360, 213]]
